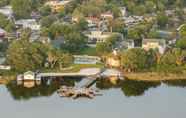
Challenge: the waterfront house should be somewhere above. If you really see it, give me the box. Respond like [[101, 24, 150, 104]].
[[15, 19, 40, 31], [142, 38, 166, 54], [23, 71, 35, 81]]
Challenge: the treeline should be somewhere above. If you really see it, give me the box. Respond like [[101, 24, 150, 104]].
[[120, 48, 186, 73]]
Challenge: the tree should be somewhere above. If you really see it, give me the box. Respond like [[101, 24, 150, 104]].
[[6, 39, 47, 72], [0, 0, 9, 7], [40, 15, 57, 28], [96, 34, 120, 56], [156, 12, 168, 28], [46, 48, 73, 69], [160, 48, 186, 67], [62, 31, 87, 52], [121, 48, 155, 72], [11, 0, 32, 19], [176, 39, 186, 49], [39, 5, 52, 16], [75, 17, 88, 31]]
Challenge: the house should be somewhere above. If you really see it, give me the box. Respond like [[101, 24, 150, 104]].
[[121, 39, 135, 49], [0, 6, 13, 18], [85, 17, 101, 28], [84, 30, 116, 44], [100, 12, 114, 20], [123, 16, 144, 27], [0, 28, 6, 42], [0, 28, 6, 37], [142, 39, 166, 54], [23, 71, 35, 80], [0, 57, 11, 70], [15, 19, 40, 31], [45, 0, 71, 13]]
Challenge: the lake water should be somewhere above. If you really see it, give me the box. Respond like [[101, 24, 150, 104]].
[[0, 78, 186, 118]]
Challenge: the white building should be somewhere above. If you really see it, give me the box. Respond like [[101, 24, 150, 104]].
[[85, 31, 115, 44], [142, 39, 167, 54], [0, 6, 13, 18], [15, 19, 40, 31], [123, 16, 144, 26], [23, 71, 35, 80]]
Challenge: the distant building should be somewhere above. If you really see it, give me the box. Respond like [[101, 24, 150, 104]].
[[100, 12, 114, 20], [85, 30, 116, 44], [0, 6, 13, 18], [45, 0, 71, 13], [122, 16, 144, 27], [15, 19, 40, 31], [0, 57, 11, 70], [23, 71, 36, 81], [142, 39, 166, 54], [0, 28, 6, 38]]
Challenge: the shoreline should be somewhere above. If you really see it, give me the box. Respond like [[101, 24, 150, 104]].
[[124, 72, 186, 81]]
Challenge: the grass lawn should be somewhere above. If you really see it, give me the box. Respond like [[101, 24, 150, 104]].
[[77, 47, 98, 56], [42, 63, 104, 73]]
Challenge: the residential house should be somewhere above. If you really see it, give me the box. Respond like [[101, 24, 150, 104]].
[[0, 6, 13, 18], [85, 17, 101, 28], [0, 57, 11, 70], [15, 19, 40, 31], [123, 16, 144, 27], [0, 28, 6, 38], [84, 30, 115, 44], [120, 39, 135, 49], [45, 0, 71, 13], [142, 39, 166, 54], [100, 12, 114, 20], [0, 28, 6, 42], [23, 71, 36, 80]]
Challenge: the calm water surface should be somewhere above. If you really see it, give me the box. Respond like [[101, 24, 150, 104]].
[[0, 78, 186, 118]]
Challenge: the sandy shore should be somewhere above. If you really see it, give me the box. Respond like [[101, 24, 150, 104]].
[[124, 72, 186, 81]]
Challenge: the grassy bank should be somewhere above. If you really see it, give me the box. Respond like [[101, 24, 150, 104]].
[[124, 71, 186, 81], [43, 63, 104, 73]]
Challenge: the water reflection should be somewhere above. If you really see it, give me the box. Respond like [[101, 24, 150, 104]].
[[163, 80, 186, 88], [6, 77, 82, 100], [5, 77, 186, 101], [121, 80, 160, 97], [97, 79, 161, 97]]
